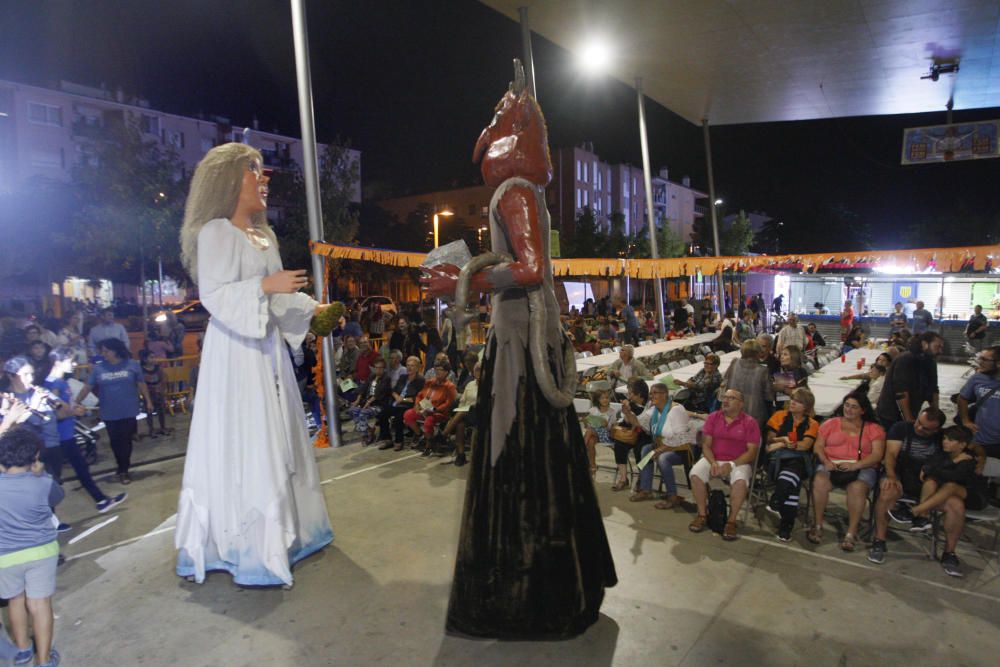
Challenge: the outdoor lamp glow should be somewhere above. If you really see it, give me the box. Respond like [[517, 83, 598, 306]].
[[576, 36, 613, 76], [714, 198, 723, 206]]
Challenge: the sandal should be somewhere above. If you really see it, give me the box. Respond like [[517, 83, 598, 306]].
[[723, 521, 739, 541], [806, 526, 822, 544], [840, 532, 857, 552], [611, 479, 629, 492], [689, 515, 708, 533], [629, 490, 654, 502]]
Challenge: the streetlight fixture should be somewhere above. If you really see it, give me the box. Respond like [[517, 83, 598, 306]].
[[432, 208, 454, 329], [576, 35, 665, 336], [714, 198, 723, 206]]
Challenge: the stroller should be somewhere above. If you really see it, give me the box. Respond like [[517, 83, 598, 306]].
[[75, 419, 102, 466]]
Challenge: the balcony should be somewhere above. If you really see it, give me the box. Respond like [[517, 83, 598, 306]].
[[71, 118, 105, 139]]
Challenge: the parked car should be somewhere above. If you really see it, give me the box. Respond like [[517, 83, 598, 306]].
[[150, 300, 211, 332], [360, 296, 397, 315]]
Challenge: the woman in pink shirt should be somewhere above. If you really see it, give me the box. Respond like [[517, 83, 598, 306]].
[[810, 390, 886, 550]]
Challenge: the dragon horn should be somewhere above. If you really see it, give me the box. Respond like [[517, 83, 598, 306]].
[[512, 58, 525, 94]]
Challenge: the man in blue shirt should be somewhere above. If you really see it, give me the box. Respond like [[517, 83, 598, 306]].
[[888, 302, 908, 334], [959, 346, 1000, 458], [911, 300, 934, 334], [614, 296, 640, 345], [42, 348, 126, 513]]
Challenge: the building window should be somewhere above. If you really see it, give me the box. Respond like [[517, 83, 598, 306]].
[[575, 159, 581, 180], [576, 188, 582, 209], [623, 181, 629, 197], [201, 136, 214, 152], [481, 206, 489, 218], [27, 102, 62, 127], [30, 147, 63, 169], [140, 114, 159, 135], [583, 189, 589, 206], [582, 162, 588, 183], [632, 177, 637, 195]]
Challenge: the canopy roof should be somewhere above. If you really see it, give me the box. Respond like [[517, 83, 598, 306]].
[[481, 0, 1000, 125], [312, 242, 1000, 279]]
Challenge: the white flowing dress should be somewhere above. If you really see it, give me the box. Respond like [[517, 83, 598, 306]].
[[175, 218, 332, 586]]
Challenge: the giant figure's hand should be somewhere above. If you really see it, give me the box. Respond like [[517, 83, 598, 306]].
[[420, 264, 460, 300]]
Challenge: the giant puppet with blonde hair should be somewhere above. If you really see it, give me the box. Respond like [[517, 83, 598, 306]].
[[175, 142, 342, 587], [423, 61, 617, 639]]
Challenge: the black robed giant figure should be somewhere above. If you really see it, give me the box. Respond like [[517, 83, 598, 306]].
[[421, 60, 617, 639]]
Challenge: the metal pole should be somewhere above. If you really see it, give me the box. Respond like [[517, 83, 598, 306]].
[[157, 256, 164, 307], [518, 7, 538, 100], [636, 77, 666, 337], [290, 0, 340, 446], [702, 118, 726, 314], [433, 213, 441, 330]]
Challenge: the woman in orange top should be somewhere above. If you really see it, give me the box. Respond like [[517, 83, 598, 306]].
[[839, 299, 854, 342], [403, 360, 457, 454], [765, 388, 819, 542]]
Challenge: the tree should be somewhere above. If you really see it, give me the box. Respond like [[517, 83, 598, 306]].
[[0, 180, 79, 285], [561, 207, 601, 258], [270, 140, 361, 272], [66, 117, 188, 286], [630, 217, 686, 259], [720, 209, 755, 256]]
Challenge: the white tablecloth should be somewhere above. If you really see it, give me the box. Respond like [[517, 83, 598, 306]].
[[575, 333, 716, 371]]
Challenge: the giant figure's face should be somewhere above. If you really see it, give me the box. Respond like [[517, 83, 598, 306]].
[[473, 86, 552, 188]]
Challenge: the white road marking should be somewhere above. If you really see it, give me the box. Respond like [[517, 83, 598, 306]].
[[67, 515, 119, 545], [321, 452, 421, 484]]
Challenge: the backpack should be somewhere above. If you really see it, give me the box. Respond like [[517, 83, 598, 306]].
[[707, 489, 728, 534]]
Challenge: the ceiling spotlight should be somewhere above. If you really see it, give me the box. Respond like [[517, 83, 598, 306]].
[[921, 62, 959, 82], [576, 37, 613, 76]]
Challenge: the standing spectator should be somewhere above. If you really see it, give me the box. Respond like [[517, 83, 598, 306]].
[[42, 348, 127, 513], [709, 309, 737, 352], [346, 357, 392, 445], [379, 356, 424, 451], [875, 332, 943, 428], [911, 300, 934, 335], [0, 427, 64, 667], [764, 388, 818, 541], [87, 308, 130, 358], [839, 299, 854, 342], [720, 340, 772, 425], [26, 340, 53, 384], [405, 361, 457, 456], [965, 305, 989, 352], [957, 345, 1000, 460], [810, 391, 886, 550], [775, 313, 807, 355], [888, 302, 908, 335], [631, 383, 701, 507], [75, 339, 151, 485], [614, 297, 640, 346], [687, 389, 761, 541], [368, 302, 386, 343]]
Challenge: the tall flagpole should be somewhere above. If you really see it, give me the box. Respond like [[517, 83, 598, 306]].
[[290, 0, 340, 446]]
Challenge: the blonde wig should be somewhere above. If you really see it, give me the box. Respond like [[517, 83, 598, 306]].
[[179, 142, 277, 282]]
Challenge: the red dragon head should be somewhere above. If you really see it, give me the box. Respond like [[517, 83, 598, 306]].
[[473, 59, 552, 188]]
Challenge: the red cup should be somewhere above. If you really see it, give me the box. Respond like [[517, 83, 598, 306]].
[[841, 353, 846, 363], [856, 359, 863, 370]]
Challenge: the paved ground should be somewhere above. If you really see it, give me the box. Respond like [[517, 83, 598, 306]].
[[38, 405, 1000, 666]]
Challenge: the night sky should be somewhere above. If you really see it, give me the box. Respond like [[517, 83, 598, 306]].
[[2, 0, 998, 251]]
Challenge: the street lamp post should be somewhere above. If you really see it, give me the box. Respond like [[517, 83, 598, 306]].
[[432, 208, 453, 329], [636, 77, 667, 337], [703, 119, 726, 313]]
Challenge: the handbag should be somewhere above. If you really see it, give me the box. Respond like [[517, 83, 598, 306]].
[[611, 423, 638, 445], [828, 426, 864, 487]]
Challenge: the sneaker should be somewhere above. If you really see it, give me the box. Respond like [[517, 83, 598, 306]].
[[454, 452, 467, 467], [38, 648, 60, 667], [941, 551, 964, 578], [888, 503, 913, 524], [13, 644, 33, 665], [96, 492, 128, 514], [56, 522, 72, 533], [910, 516, 932, 533], [777, 525, 792, 542], [868, 539, 887, 564], [378, 441, 395, 451], [420, 448, 432, 457], [766, 495, 782, 518]]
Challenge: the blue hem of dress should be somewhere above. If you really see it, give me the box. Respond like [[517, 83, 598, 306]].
[[176, 528, 333, 586]]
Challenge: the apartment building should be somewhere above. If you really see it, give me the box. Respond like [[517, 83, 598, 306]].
[[0, 79, 361, 203], [549, 143, 707, 245]]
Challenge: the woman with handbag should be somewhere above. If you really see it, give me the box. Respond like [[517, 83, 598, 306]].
[[810, 390, 886, 550], [610, 378, 650, 492]]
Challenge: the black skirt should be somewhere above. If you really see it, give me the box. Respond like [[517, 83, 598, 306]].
[[446, 335, 618, 639]]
